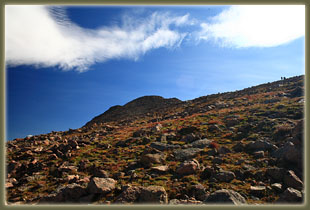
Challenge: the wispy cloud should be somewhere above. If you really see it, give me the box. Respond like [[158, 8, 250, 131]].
[[5, 5, 305, 72], [5, 6, 189, 72], [197, 5, 305, 48]]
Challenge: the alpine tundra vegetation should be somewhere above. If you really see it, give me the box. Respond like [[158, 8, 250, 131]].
[[6, 75, 304, 205]]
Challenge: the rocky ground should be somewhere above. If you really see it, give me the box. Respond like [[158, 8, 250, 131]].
[[6, 75, 305, 205]]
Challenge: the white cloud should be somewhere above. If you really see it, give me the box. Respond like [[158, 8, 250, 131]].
[[198, 5, 305, 48], [5, 6, 189, 72], [6, 5, 305, 71]]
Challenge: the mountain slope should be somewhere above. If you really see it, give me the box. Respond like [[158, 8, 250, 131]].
[[6, 75, 304, 205]]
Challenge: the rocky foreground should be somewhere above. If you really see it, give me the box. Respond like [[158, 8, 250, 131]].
[[6, 75, 304, 205]]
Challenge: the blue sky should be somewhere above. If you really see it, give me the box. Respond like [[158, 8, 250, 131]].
[[5, 5, 305, 140]]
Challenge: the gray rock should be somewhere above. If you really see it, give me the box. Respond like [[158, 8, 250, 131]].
[[190, 139, 212, 148], [87, 177, 116, 194], [173, 148, 203, 161], [205, 189, 247, 205]]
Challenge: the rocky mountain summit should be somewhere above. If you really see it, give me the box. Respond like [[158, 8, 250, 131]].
[[6, 75, 304, 205], [85, 96, 182, 126]]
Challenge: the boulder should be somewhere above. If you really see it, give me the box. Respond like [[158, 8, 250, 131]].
[[215, 171, 236, 182], [87, 177, 116, 194], [115, 186, 142, 203], [205, 189, 247, 205], [190, 139, 212, 148], [201, 166, 216, 179], [173, 148, 203, 161], [176, 159, 200, 176], [140, 153, 166, 167], [190, 183, 208, 201], [272, 142, 301, 164], [139, 186, 168, 204], [40, 183, 87, 203]]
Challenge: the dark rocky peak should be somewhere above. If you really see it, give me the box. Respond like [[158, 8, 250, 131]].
[[124, 96, 181, 108], [85, 96, 182, 126]]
